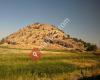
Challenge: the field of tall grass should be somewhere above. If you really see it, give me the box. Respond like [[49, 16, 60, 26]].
[[0, 46, 100, 80]]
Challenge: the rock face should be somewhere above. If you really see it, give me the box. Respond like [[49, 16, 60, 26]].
[[0, 23, 85, 51]]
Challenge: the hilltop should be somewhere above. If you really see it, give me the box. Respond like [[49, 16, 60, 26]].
[[0, 23, 85, 51]]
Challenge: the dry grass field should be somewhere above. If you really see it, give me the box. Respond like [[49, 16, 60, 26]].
[[0, 46, 100, 80]]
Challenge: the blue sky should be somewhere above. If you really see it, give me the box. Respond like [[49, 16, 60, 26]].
[[0, 0, 100, 46]]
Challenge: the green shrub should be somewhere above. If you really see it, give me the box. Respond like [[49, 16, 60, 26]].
[[85, 43, 97, 51]]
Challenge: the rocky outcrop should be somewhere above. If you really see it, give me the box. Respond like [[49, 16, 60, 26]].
[[0, 23, 85, 51]]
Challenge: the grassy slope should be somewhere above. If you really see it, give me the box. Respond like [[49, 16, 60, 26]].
[[0, 47, 100, 80]]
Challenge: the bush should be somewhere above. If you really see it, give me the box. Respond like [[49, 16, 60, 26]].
[[0, 38, 5, 44], [85, 43, 97, 51]]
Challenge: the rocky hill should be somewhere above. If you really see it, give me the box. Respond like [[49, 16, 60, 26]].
[[0, 23, 85, 51]]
